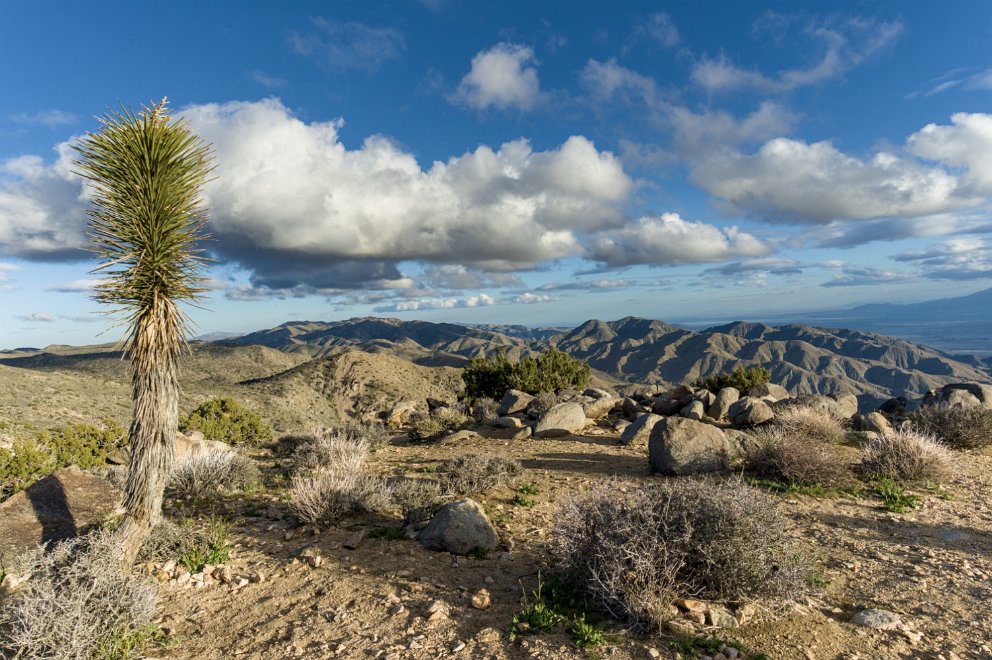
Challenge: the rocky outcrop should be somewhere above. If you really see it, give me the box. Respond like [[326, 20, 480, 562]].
[[175, 430, 232, 459], [386, 400, 420, 426], [923, 383, 992, 409], [418, 498, 499, 556], [648, 417, 734, 476], [580, 389, 619, 419]]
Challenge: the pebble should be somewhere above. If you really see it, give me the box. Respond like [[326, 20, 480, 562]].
[[451, 641, 466, 653], [471, 589, 491, 610]]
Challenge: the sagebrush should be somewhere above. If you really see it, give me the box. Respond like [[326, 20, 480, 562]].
[[168, 448, 259, 497], [391, 478, 445, 525], [408, 407, 469, 442], [438, 454, 522, 495], [911, 405, 992, 450], [290, 471, 392, 524], [0, 531, 158, 659], [291, 430, 369, 476], [774, 405, 847, 444], [471, 397, 499, 422], [552, 478, 811, 631], [287, 429, 392, 524]]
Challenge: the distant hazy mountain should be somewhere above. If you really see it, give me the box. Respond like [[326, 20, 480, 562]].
[[221, 315, 991, 411], [764, 287, 992, 356]]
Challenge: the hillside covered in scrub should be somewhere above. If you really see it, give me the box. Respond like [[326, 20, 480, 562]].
[[225, 315, 991, 409]]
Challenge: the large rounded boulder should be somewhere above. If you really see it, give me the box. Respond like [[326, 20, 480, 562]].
[[534, 402, 587, 438], [729, 397, 775, 428], [418, 498, 499, 556], [648, 417, 734, 476]]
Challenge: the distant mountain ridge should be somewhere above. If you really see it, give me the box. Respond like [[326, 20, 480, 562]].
[[761, 287, 992, 356], [222, 315, 992, 410]]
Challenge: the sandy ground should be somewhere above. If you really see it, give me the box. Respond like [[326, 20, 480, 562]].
[[152, 424, 992, 660]]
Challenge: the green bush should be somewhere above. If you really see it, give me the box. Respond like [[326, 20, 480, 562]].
[[462, 349, 591, 401], [179, 398, 272, 447], [0, 421, 126, 501], [695, 365, 771, 394]]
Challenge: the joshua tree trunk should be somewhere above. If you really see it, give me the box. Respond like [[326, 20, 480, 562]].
[[74, 99, 212, 564], [114, 303, 181, 564]]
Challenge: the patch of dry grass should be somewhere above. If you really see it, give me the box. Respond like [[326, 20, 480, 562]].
[[861, 427, 954, 483]]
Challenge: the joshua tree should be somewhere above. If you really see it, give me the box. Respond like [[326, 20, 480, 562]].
[[74, 99, 212, 563]]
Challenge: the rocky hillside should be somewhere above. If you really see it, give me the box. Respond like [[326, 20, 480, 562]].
[[543, 317, 991, 409], [224, 316, 991, 410]]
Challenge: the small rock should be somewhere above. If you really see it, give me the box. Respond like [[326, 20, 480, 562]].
[[471, 589, 491, 609], [851, 609, 902, 630], [677, 599, 708, 612], [512, 426, 532, 440], [706, 605, 739, 629], [451, 641, 466, 653]]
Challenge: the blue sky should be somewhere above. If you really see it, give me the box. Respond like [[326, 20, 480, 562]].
[[2, 1, 992, 347]]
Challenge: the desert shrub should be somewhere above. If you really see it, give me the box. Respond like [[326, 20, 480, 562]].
[[0, 420, 126, 501], [290, 471, 393, 524], [861, 428, 954, 483], [552, 478, 811, 631], [911, 405, 992, 450], [168, 448, 259, 498], [695, 365, 771, 395], [179, 398, 272, 447], [288, 430, 392, 524], [138, 518, 202, 563], [0, 531, 158, 659], [773, 405, 847, 444], [291, 430, 369, 476], [0, 438, 55, 501], [276, 420, 390, 458], [744, 427, 853, 488], [472, 397, 499, 422], [438, 454, 522, 495], [407, 414, 447, 442], [408, 407, 468, 442], [344, 420, 390, 450], [178, 517, 231, 573], [462, 349, 591, 401], [391, 478, 445, 525]]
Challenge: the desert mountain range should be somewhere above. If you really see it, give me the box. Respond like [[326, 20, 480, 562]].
[[223, 315, 990, 410], [2, 314, 989, 439]]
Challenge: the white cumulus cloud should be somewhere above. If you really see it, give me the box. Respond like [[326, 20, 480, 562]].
[[587, 213, 770, 267], [453, 43, 541, 111], [693, 113, 992, 225]]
